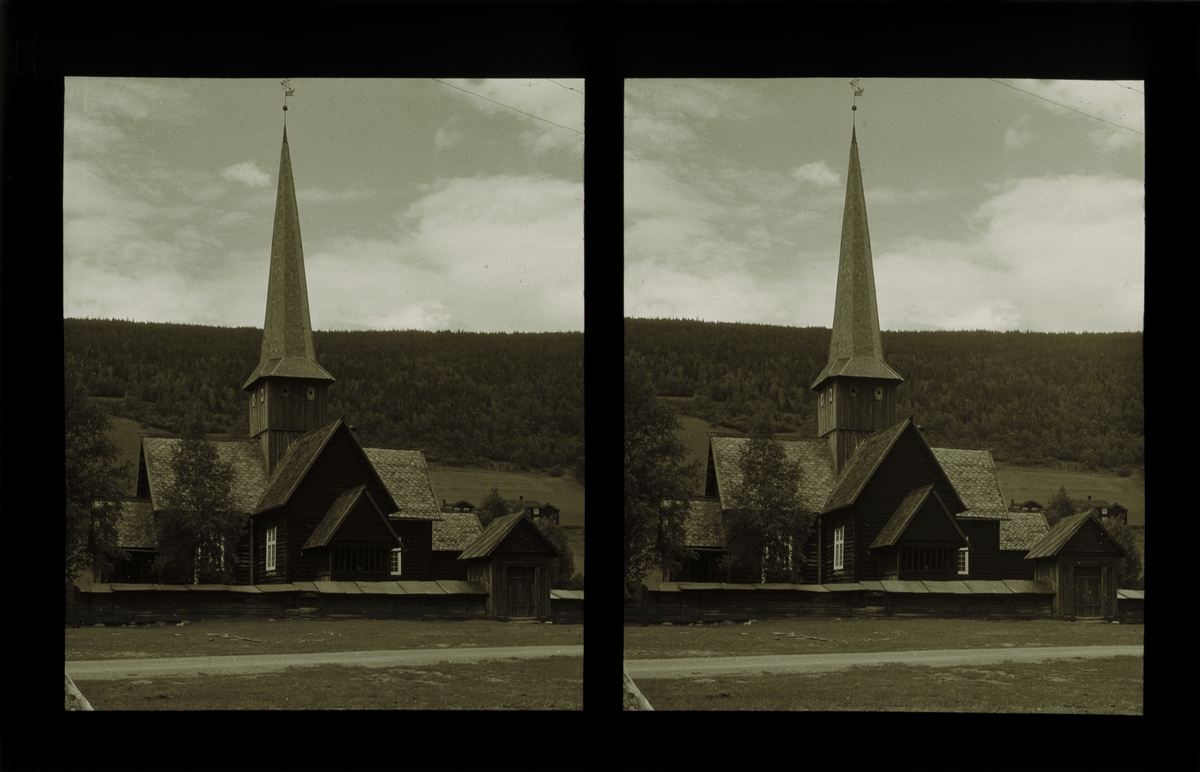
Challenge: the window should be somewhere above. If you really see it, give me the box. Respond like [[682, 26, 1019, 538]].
[[282, 385, 289, 398], [266, 527, 277, 572], [849, 385, 857, 398], [390, 548, 402, 576], [307, 386, 315, 401], [900, 546, 951, 573], [957, 547, 969, 575], [875, 386, 883, 401], [833, 526, 844, 571], [331, 547, 386, 573]]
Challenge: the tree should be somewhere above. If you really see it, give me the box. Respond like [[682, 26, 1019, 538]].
[[533, 518, 576, 588], [624, 354, 698, 582], [477, 489, 511, 529], [152, 411, 242, 583], [1044, 486, 1077, 528], [1105, 521, 1144, 589], [65, 366, 130, 584], [721, 414, 812, 583]]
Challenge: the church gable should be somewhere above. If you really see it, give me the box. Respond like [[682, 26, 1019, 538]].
[[303, 486, 399, 551], [870, 485, 968, 551]]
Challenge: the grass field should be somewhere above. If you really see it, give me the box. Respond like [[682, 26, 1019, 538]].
[[74, 657, 583, 710], [67, 618, 582, 661], [624, 617, 1143, 659], [633, 656, 1141, 713], [991, 462, 1144, 525], [626, 617, 1142, 713]]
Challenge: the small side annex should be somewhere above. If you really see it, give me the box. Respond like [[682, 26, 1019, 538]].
[[1026, 512, 1128, 620], [459, 512, 559, 621]]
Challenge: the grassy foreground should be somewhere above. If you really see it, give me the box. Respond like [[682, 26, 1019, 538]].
[[624, 617, 1143, 659], [634, 656, 1142, 713], [76, 657, 583, 710], [68, 618, 582, 661]]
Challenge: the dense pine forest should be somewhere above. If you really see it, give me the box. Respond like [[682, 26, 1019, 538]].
[[626, 318, 1143, 474], [66, 318, 584, 474]]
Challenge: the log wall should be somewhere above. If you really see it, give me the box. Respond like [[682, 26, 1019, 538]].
[[73, 582, 584, 625], [624, 580, 1055, 624]]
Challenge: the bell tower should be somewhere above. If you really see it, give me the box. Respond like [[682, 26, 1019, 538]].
[[811, 125, 903, 474], [242, 118, 335, 475]]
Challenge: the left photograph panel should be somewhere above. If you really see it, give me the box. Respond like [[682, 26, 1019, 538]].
[[64, 78, 584, 710]]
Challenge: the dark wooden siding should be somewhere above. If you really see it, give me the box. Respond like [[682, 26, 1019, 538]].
[[389, 520, 433, 580], [282, 427, 397, 582], [816, 377, 897, 437], [431, 551, 468, 581], [957, 520, 1000, 579], [999, 550, 1035, 580], [249, 379, 330, 438]]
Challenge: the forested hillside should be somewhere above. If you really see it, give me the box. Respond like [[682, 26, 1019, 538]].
[[66, 318, 584, 473], [625, 318, 1143, 473]]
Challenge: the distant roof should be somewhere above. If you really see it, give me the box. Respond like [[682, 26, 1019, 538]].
[[1025, 512, 1128, 560]]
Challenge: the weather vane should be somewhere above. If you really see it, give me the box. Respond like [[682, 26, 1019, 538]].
[[850, 78, 864, 125], [281, 79, 295, 121]]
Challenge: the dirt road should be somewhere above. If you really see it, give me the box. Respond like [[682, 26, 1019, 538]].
[[624, 645, 1142, 679], [67, 644, 583, 681]]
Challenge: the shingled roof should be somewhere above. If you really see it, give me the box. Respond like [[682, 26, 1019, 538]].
[[431, 511, 484, 552], [870, 484, 969, 550], [302, 485, 399, 550], [708, 434, 837, 514], [113, 498, 155, 549], [1000, 510, 1050, 552], [682, 498, 725, 548], [140, 436, 268, 513], [930, 447, 1010, 519], [364, 447, 441, 516], [1024, 511, 1128, 560]]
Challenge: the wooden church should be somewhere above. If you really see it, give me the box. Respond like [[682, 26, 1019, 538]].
[[108, 117, 560, 606], [678, 124, 1052, 589]]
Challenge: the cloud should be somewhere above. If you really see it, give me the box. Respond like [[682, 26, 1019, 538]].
[[791, 161, 841, 187], [221, 161, 271, 187], [302, 174, 583, 332], [1004, 79, 1144, 150], [875, 174, 1144, 332]]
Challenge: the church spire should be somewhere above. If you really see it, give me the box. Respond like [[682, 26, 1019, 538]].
[[243, 110, 334, 475], [242, 125, 334, 389], [812, 119, 903, 475], [812, 125, 902, 390]]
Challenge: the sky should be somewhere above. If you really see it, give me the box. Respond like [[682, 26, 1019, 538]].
[[64, 78, 584, 333], [624, 79, 1144, 333]]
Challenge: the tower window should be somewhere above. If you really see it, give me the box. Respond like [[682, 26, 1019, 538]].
[[282, 386, 289, 398], [849, 386, 858, 398], [306, 387, 315, 401], [875, 386, 883, 401]]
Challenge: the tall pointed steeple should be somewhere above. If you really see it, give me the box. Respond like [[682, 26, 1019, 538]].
[[812, 125, 903, 474], [243, 124, 335, 474]]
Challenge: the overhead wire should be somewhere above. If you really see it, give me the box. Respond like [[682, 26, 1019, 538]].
[[987, 78, 1144, 136], [431, 78, 583, 136]]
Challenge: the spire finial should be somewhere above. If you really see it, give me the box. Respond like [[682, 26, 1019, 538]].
[[850, 79, 865, 126]]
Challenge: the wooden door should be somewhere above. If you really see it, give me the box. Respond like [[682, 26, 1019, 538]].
[[507, 567, 536, 618], [1075, 567, 1103, 617]]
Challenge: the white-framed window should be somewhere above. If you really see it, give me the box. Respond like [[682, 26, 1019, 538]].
[[266, 526, 277, 572], [957, 547, 969, 575], [390, 548, 402, 576], [833, 526, 845, 571]]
